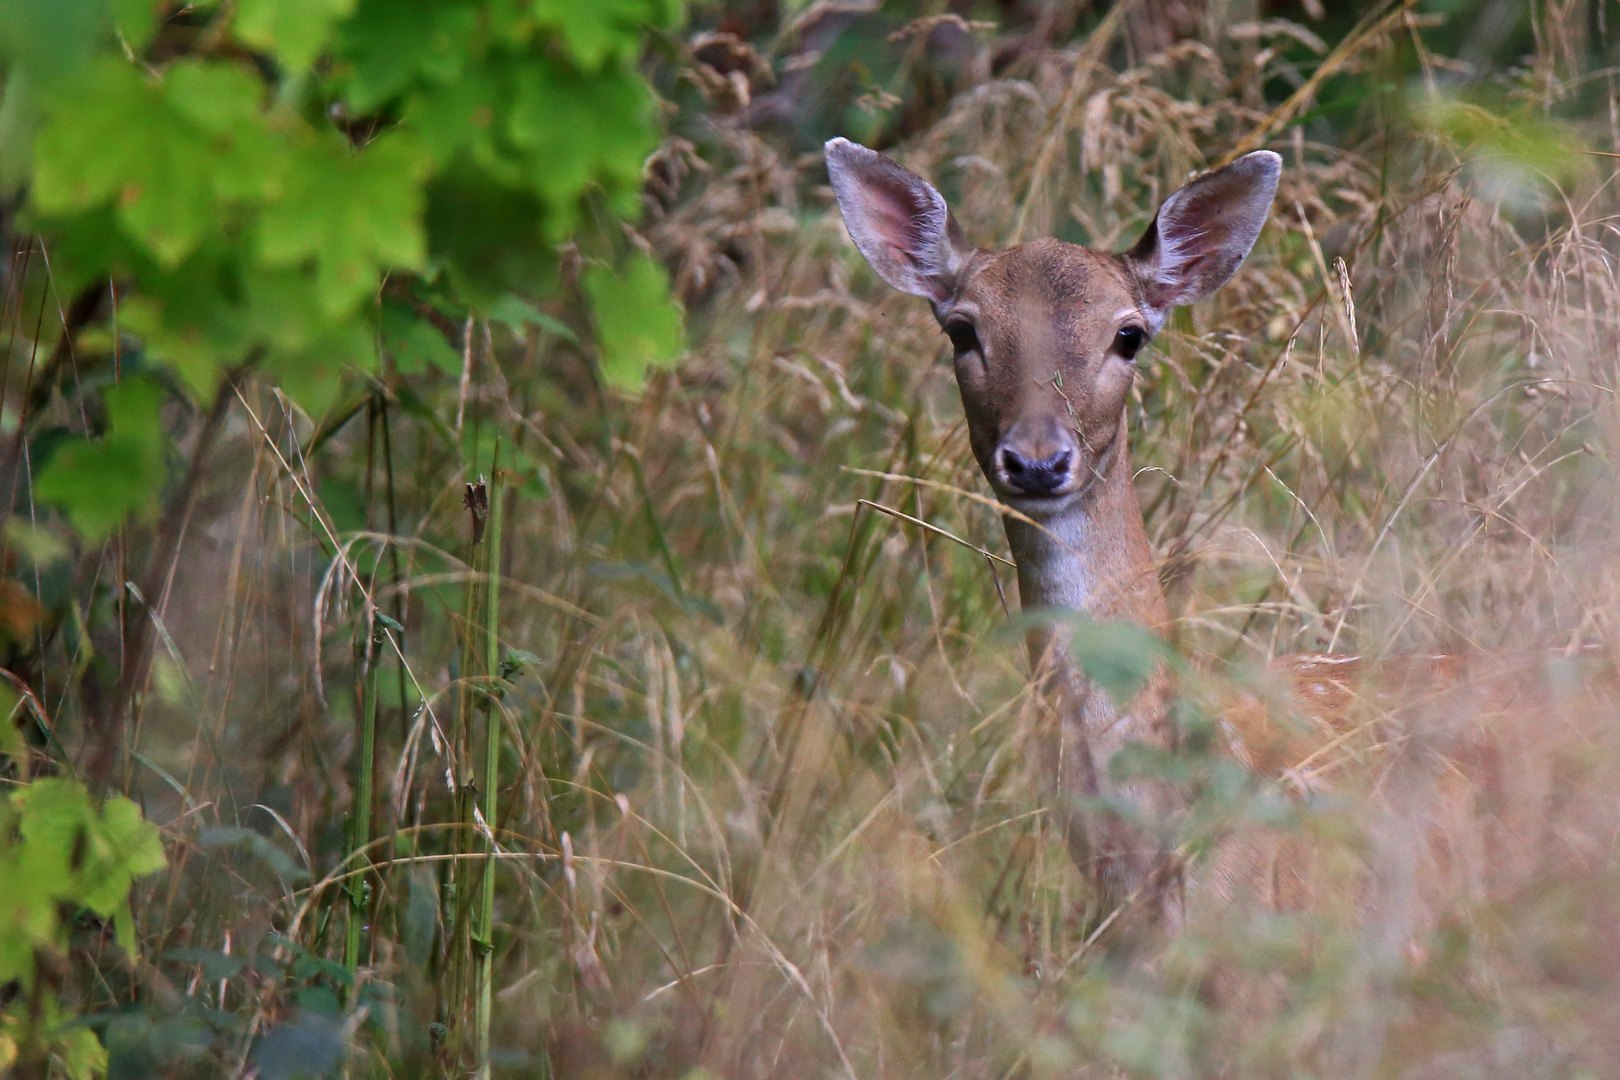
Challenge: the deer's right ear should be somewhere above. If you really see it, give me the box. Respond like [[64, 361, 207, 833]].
[[825, 138, 971, 304]]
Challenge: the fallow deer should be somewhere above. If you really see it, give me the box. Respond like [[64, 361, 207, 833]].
[[824, 137, 1290, 927]]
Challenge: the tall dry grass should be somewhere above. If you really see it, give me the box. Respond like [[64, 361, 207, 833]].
[[6, 3, 1620, 1078]]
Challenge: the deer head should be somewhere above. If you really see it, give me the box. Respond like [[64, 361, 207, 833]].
[[825, 138, 1279, 529]]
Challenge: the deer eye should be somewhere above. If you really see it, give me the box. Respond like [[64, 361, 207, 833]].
[[944, 319, 981, 357], [1113, 325, 1147, 361]]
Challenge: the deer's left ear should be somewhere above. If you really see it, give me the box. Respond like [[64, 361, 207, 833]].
[[1127, 150, 1281, 318]]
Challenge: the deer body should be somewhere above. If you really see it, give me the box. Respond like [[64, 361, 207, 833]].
[[826, 138, 1281, 922]]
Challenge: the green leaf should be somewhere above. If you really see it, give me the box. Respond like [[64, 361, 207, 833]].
[[257, 135, 428, 315], [507, 57, 658, 235], [1067, 619, 1175, 706], [0, 0, 100, 87], [0, 684, 18, 760], [0, 68, 41, 192], [164, 59, 265, 135], [77, 794, 167, 945], [486, 294, 576, 342], [32, 61, 203, 265], [264, 317, 378, 418], [117, 242, 257, 400], [31, 59, 274, 267], [380, 300, 461, 376], [532, 0, 683, 68], [109, 0, 161, 51], [3, 520, 68, 567], [584, 253, 684, 391], [422, 166, 553, 303], [338, 0, 479, 113], [0, 777, 165, 981], [406, 68, 510, 173], [235, 0, 357, 72], [198, 826, 311, 885], [35, 377, 168, 541], [52, 1020, 107, 1080]]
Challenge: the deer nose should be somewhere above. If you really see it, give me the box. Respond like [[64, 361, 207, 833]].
[[999, 445, 1072, 496]]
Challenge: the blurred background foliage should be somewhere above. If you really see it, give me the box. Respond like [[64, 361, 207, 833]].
[[2, 0, 1620, 1077]]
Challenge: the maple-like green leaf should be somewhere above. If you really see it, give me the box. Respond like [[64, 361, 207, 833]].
[[2, 778, 166, 984], [235, 0, 357, 72], [115, 240, 261, 400], [257, 135, 428, 316], [507, 57, 657, 236], [422, 166, 554, 303], [585, 253, 684, 391], [532, 0, 683, 68], [338, 0, 479, 113], [0, 0, 100, 87], [487, 294, 575, 342], [35, 377, 167, 541], [18, 0, 689, 544], [78, 795, 166, 950], [164, 59, 264, 134], [381, 300, 461, 376], [242, 265, 380, 412], [32, 59, 274, 267], [264, 317, 378, 418], [53, 1023, 107, 1080], [109, 0, 161, 50], [32, 61, 207, 265]]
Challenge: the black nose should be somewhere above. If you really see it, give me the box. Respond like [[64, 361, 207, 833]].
[[1000, 446, 1072, 496]]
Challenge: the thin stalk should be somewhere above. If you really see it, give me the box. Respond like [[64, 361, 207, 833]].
[[343, 614, 381, 1005], [448, 480, 484, 1061], [473, 440, 503, 1080]]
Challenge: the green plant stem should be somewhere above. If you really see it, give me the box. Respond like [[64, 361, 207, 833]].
[[344, 616, 381, 1005], [474, 439, 503, 1079]]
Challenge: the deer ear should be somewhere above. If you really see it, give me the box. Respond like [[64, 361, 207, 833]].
[[1128, 150, 1281, 317], [825, 137, 972, 304]]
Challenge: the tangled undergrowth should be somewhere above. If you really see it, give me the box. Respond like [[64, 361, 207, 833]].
[[5, 1, 1620, 1077]]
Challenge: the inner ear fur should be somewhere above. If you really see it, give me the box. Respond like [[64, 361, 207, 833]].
[[1128, 150, 1282, 315], [824, 137, 974, 304]]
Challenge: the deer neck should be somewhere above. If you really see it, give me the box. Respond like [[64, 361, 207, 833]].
[[1000, 417, 1180, 920], [1001, 417, 1167, 632]]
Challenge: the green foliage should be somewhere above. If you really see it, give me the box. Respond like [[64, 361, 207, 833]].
[[380, 300, 462, 376], [586, 253, 686, 391], [0, 777, 165, 1079], [0, 776, 167, 980], [1412, 91, 1591, 208], [256, 135, 428, 314], [4, 0, 688, 540], [35, 376, 167, 541], [31, 59, 272, 269], [534, 0, 684, 68], [1066, 617, 1178, 705], [1007, 610, 1179, 706], [0, 994, 107, 1080], [236, 0, 358, 71]]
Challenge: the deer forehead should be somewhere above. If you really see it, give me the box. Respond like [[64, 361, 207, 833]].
[[956, 239, 1142, 345]]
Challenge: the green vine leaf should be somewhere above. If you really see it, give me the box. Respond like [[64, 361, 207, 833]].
[[337, 0, 480, 113], [508, 57, 658, 235], [35, 377, 168, 542], [0, 776, 166, 984], [532, 0, 684, 69], [585, 253, 684, 392], [257, 135, 428, 316], [32, 59, 275, 267], [235, 0, 358, 72]]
